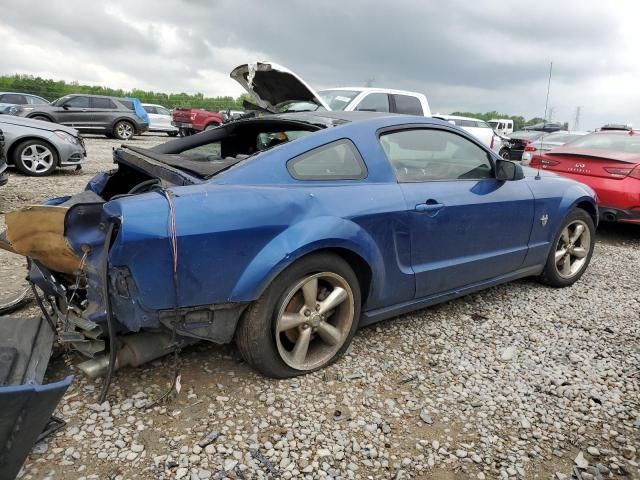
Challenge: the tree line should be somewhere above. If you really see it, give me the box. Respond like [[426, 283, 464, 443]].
[[1, 75, 563, 126], [0, 74, 246, 110]]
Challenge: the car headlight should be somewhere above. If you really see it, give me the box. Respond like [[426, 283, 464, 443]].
[[54, 130, 79, 144]]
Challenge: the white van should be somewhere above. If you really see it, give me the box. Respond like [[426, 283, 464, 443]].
[[488, 119, 514, 136]]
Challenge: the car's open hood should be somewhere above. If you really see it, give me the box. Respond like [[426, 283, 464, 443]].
[[230, 62, 330, 113]]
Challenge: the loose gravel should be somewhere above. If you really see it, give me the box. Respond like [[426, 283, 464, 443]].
[[0, 135, 638, 480]]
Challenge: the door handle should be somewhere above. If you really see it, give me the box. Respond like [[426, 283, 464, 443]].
[[415, 200, 444, 212]]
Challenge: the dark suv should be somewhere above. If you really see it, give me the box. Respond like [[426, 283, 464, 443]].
[[14, 94, 149, 140]]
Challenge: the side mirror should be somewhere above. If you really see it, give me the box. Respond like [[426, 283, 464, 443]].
[[62, 105, 69, 110], [495, 159, 524, 181]]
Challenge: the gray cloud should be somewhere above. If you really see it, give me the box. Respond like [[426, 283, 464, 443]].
[[0, 0, 638, 128]]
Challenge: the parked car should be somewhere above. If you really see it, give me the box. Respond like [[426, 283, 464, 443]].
[[142, 103, 178, 136], [599, 123, 633, 131], [1, 111, 597, 380], [523, 122, 564, 133], [529, 130, 640, 223], [488, 118, 514, 136], [13, 94, 149, 140], [0, 92, 49, 114], [500, 130, 545, 160], [521, 131, 590, 164], [0, 128, 7, 186], [171, 108, 224, 136], [433, 114, 502, 152], [0, 115, 86, 176], [231, 62, 431, 116]]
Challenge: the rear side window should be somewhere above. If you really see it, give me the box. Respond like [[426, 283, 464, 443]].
[[143, 105, 157, 114], [1, 94, 27, 104], [157, 106, 171, 115], [64, 96, 90, 108], [392, 94, 423, 115], [355, 93, 389, 112], [91, 97, 117, 109], [287, 139, 367, 180], [27, 95, 48, 104], [119, 100, 134, 110]]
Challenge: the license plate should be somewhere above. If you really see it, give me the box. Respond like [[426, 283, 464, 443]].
[[173, 122, 192, 128]]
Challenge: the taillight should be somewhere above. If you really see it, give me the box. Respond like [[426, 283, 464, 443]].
[[524, 145, 537, 152], [490, 135, 495, 149], [190, 112, 197, 121], [604, 166, 633, 178], [628, 165, 640, 180], [530, 157, 559, 167]]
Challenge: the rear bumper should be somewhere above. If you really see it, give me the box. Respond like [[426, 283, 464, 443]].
[[599, 205, 640, 223], [172, 121, 193, 129]]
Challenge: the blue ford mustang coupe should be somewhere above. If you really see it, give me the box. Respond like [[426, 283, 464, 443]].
[[2, 111, 597, 378]]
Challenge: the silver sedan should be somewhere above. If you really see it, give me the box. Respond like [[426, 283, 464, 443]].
[[0, 115, 86, 176]]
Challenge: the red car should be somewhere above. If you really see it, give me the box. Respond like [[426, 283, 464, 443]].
[[529, 130, 640, 223]]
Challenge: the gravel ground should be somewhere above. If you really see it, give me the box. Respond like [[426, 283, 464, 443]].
[[1, 135, 638, 480]]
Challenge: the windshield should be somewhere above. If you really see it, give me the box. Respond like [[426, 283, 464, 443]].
[[562, 132, 640, 153], [488, 121, 499, 129], [318, 89, 361, 110]]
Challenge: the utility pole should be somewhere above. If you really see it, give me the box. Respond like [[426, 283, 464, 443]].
[[547, 107, 554, 122], [573, 106, 582, 131]]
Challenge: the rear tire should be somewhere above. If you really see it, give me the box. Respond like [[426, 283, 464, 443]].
[[113, 120, 135, 140], [235, 253, 361, 378], [13, 139, 58, 176], [30, 115, 51, 122], [539, 208, 595, 287]]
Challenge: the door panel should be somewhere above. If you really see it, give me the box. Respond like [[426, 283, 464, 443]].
[[56, 96, 91, 126], [379, 127, 534, 298], [401, 180, 533, 297]]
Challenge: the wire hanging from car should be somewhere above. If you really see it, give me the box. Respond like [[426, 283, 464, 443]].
[[143, 188, 182, 408]]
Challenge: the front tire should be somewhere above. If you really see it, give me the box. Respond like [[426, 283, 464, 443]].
[[167, 131, 179, 137], [113, 120, 134, 140], [235, 253, 361, 378], [540, 208, 595, 287], [13, 139, 58, 176]]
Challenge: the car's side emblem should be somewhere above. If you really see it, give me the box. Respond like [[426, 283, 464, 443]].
[[575, 163, 585, 168], [540, 214, 549, 226]]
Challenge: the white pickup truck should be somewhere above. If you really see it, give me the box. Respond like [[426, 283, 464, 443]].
[[433, 114, 502, 153], [231, 62, 431, 117]]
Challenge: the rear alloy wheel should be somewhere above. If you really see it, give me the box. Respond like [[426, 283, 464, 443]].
[[113, 120, 134, 140], [235, 253, 360, 378], [540, 208, 595, 287], [14, 140, 58, 176]]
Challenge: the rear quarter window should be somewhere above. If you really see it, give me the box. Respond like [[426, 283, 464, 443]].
[[392, 94, 423, 115], [287, 139, 367, 180]]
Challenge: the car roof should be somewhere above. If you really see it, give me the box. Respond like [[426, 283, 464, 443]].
[[64, 93, 128, 101], [318, 86, 426, 97]]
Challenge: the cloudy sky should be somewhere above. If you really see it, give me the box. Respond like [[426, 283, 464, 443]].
[[1, 0, 638, 129]]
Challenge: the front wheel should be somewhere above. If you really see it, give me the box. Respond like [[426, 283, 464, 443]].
[[235, 253, 361, 378], [13, 140, 58, 176], [540, 208, 595, 287]]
